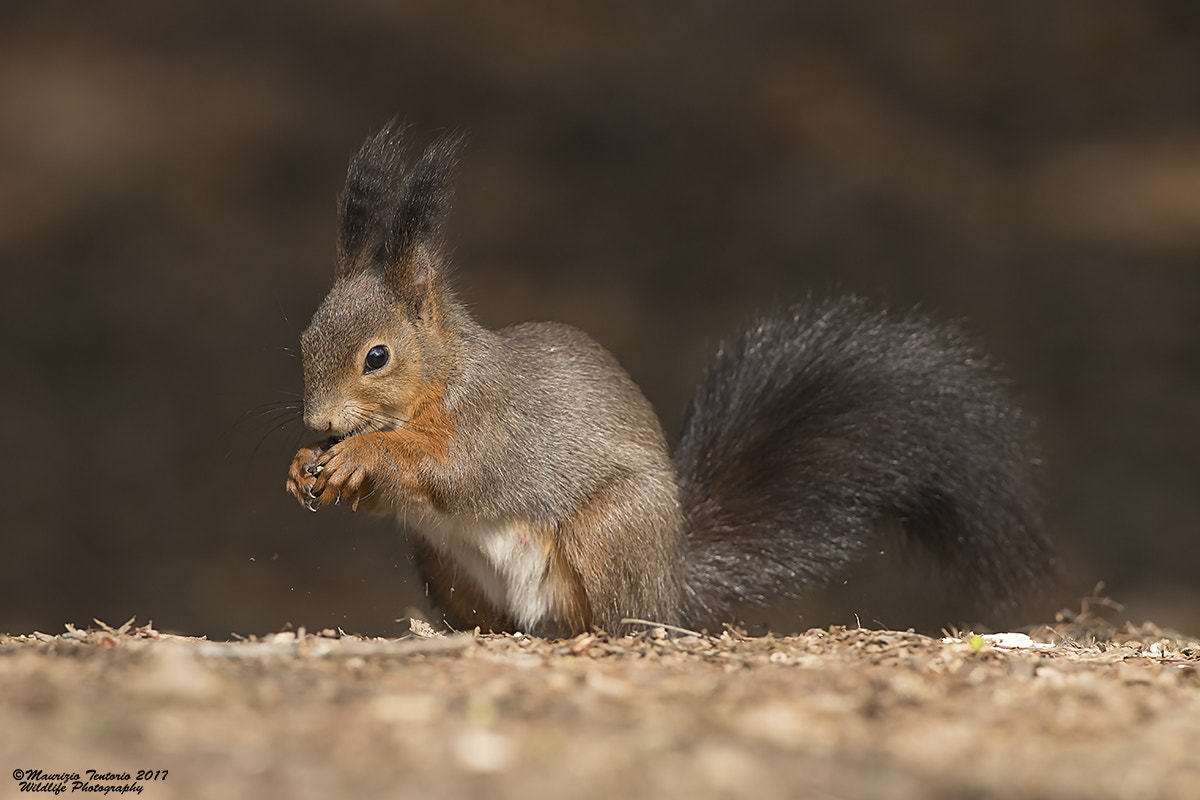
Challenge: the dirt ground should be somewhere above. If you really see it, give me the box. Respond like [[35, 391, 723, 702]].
[[2, 613, 1197, 800]]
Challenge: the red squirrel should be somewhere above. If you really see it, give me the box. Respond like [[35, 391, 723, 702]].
[[285, 123, 1054, 637]]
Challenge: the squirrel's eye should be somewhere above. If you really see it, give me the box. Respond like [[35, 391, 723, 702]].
[[364, 344, 390, 373]]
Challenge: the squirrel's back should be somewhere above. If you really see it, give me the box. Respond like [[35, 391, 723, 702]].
[[437, 320, 680, 521]]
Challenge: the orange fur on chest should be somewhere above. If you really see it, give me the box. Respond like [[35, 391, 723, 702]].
[[397, 380, 455, 460], [365, 379, 455, 465], [340, 380, 456, 511]]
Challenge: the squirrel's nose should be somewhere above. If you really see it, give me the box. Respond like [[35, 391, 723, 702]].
[[302, 406, 333, 434]]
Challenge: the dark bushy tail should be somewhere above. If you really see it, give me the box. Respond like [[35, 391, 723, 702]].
[[673, 296, 1054, 626]]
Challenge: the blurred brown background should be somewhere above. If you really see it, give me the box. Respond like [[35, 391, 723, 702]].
[[1, 2, 1197, 638]]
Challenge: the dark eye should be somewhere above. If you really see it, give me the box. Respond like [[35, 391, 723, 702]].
[[364, 344, 390, 373]]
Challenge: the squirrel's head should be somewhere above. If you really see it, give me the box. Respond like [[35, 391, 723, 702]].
[[299, 123, 463, 438]]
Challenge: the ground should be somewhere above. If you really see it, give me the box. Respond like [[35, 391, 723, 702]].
[[1, 614, 1197, 800]]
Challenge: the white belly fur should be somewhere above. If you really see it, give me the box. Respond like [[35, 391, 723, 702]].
[[401, 511, 560, 631]]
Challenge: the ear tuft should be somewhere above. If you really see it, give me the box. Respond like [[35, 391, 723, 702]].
[[336, 120, 407, 268], [384, 131, 465, 265]]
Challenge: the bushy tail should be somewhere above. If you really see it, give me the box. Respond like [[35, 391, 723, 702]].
[[673, 296, 1054, 626]]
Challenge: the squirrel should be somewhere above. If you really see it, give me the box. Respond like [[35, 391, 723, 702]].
[[285, 123, 1055, 638]]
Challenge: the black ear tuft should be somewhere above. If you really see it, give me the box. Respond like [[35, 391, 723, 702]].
[[336, 120, 407, 268], [384, 131, 465, 265]]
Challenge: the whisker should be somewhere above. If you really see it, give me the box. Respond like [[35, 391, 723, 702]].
[[347, 403, 440, 436], [238, 409, 305, 439], [222, 401, 301, 437], [216, 395, 311, 467], [241, 402, 303, 421], [249, 414, 308, 461]]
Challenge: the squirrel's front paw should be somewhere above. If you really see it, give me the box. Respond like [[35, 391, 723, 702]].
[[285, 439, 333, 511], [303, 435, 379, 512]]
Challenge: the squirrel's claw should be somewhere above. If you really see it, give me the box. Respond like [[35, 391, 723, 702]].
[[287, 435, 379, 513], [287, 440, 331, 511]]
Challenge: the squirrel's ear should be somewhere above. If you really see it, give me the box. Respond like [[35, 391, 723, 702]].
[[335, 124, 464, 314], [387, 132, 463, 262], [381, 132, 464, 311], [336, 121, 407, 268]]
